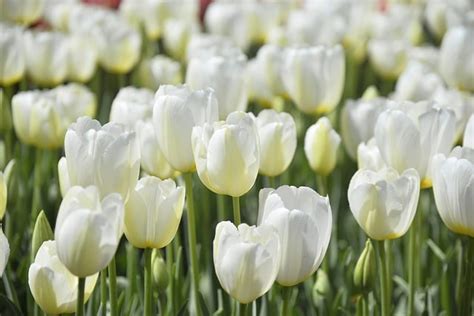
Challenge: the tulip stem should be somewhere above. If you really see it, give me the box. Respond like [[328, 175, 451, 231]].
[[460, 237, 474, 316], [144, 248, 152, 316], [240, 303, 248, 316], [183, 173, 201, 316], [108, 257, 118, 316], [232, 196, 241, 225], [100, 269, 107, 316], [281, 287, 292, 316], [77, 277, 85, 316], [373, 240, 390, 316], [408, 209, 420, 316]]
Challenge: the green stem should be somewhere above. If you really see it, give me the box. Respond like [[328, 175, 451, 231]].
[[217, 194, 226, 221], [77, 277, 85, 316], [31, 149, 43, 219], [267, 176, 276, 188], [183, 173, 201, 316], [281, 287, 292, 316], [100, 269, 107, 316], [108, 257, 118, 316], [440, 263, 451, 316], [166, 244, 175, 315], [373, 240, 389, 316], [316, 174, 328, 196], [144, 248, 152, 316], [232, 196, 241, 225], [240, 303, 248, 316], [408, 209, 420, 316], [384, 240, 392, 305], [126, 243, 136, 306], [460, 237, 474, 316]]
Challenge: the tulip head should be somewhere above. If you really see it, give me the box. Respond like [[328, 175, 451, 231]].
[[110, 86, 155, 131], [152, 249, 170, 293], [357, 138, 386, 172], [213, 221, 280, 304], [0, 227, 9, 277], [67, 35, 98, 83], [353, 239, 376, 293], [135, 55, 182, 91], [124, 176, 185, 249], [368, 39, 407, 80], [348, 167, 420, 240], [29, 241, 98, 314], [0, 171, 6, 220], [31, 210, 54, 260], [304, 117, 341, 176], [55, 186, 124, 277], [258, 185, 332, 286], [0, 0, 43, 25], [0, 24, 25, 86], [192, 111, 260, 197], [256, 110, 297, 177], [465, 115, 474, 149]]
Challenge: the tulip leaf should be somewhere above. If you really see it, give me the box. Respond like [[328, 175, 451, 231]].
[[0, 294, 22, 316], [426, 239, 446, 262], [177, 299, 189, 316]]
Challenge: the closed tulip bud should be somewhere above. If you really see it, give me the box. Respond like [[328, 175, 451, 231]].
[[256, 110, 296, 177], [31, 210, 54, 260], [135, 55, 182, 91], [440, 25, 474, 92], [0, 24, 25, 86], [55, 186, 124, 277], [0, 171, 6, 220], [0, 227, 9, 277], [163, 19, 197, 62], [29, 241, 98, 314], [253, 45, 286, 97], [393, 62, 444, 102], [52, 83, 97, 119], [135, 121, 175, 179], [357, 139, 386, 172], [67, 35, 98, 83], [348, 167, 420, 240], [341, 97, 387, 160], [23, 31, 69, 87], [152, 249, 169, 293], [432, 147, 474, 237], [374, 104, 456, 187], [110, 86, 154, 131], [245, 59, 274, 107], [283, 45, 345, 115], [0, 0, 43, 25], [153, 85, 219, 172], [304, 117, 341, 176], [213, 221, 280, 304], [124, 176, 185, 249], [258, 185, 332, 286], [59, 117, 140, 199], [312, 269, 332, 305], [368, 39, 407, 80], [192, 111, 260, 197], [465, 115, 474, 148], [186, 54, 248, 120], [353, 239, 376, 293]]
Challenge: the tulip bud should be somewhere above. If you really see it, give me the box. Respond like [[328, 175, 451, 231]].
[[152, 249, 169, 293], [258, 185, 332, 286], [304, 117, 341, 176], [213, 221, 280, 304], [368, 39, 407, 80], [192, 111, 260, 197], [312, 269, 332, 306], [0, 24, 25, 86], [0, 226, 9, 277], [31, 210, 54, 260], [110, 86, 154, 131], [256, 110, 297, 177], [0, 171, 6, 220], [29, 240, 98, 314], [348, 167, 420, 240], [135, 55, 182, 91], [55, 186, 124, 277], [465, 115, 474, 149], [163, 19, 196, 61], [67, 35, 98, 83], [353, 239, 376, 293]]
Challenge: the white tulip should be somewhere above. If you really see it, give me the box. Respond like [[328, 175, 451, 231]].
[[374, 103, 456, 187], [135, 121, 175, 179], [59, 117, 140, 200], [192, 111, 260, 197], [124, 176, 185, 249], [119, 0, 166, 40], [110, 86, 155, 131], [368, 39, 408, 80], [252, 45, 286, 97], [51, 83, 97, 120], [0, 227, 9, 277], [135, 55, 182, 91], [304, 117, 341, 176], [186, 54, 248, 120], [282, 45, 345, 115], [55, 186, 124, 277], [407, 46, 440, 71], [0, 24, 25, 86], [465, 115, 474, 148], [0, 171, 6, 220], [29, 241, 98, 314], [163, 19, 198, 61], [0, 0, 44, 25], [432, 147, 474, 237], [245, 59, 274, 107], [213, 221, 280, 304], [256, 110, 296, 177], [348, 167, 420, 240], [153, 85, 219, 172], [357, 138, 386, 171], [67, 35, 98, 83], [258, 185, 332, 286], [186, 33, 239, 62]]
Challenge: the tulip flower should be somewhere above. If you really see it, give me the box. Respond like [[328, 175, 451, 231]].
[[357, 139, 386, 171], [0, 24, 25, 86], [304, 117, 341, 176], [153, 85, 219, 172], [192, 111, 260, 197], [348, 167, 420, 240], [186, 54, 248, 120], [186, 33, 239, 62], [67, 35, 98, 83], [374, 103, 456, 188], [353, 239, 376, 294], [440, 25, 474, 92], [0, 227, 9, 277], [465, 115, 474, 148], [119, 0, 165, 40], [245, 60, 274, 107], [213, 221, 280, 304], [28, 241, 99, 314], [0, 171, 6, 220], [55, 186, 124, 277], [0, 0, 43, 25], [282, 45, 345, 115], [110, 86, 154, 131], [124, 176, 185, 249], [432, 147, 474, 237], [58, 117, 140, 199], [135, 121, 175, 179], [256, 110, 297, 177], [135, 55, 182, 91], [368, 39, 408, 80], [163, 19, 197, 61], [252, 45, 286, 98], [258, 185, 332, 286]]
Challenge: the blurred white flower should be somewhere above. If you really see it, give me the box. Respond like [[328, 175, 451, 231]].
[[357, 138, 387, 172], [251, 45, 286, 98], [0, 227, 9, 277], [0, 23, 25, 86], [135, 55, 182, 91], [67, 35, 98, 83], [0, 0, 44, 25], [0, 171, 6, 220], [186, 33, 240, 62], [110, 86, 154, 131], [465, 115, 474, 148], [368, 39, 408, 80], [163, 19, 198, 61]]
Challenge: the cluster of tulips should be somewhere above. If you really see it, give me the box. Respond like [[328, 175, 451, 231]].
[[0, 0, 473, 315]]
